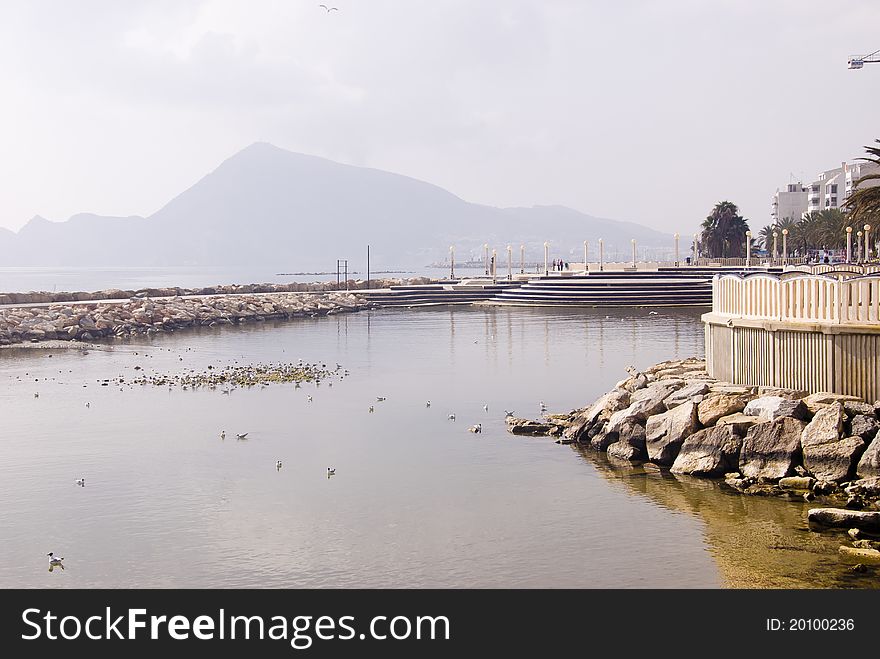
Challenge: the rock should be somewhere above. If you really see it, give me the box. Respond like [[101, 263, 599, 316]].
[[645, 401, 699, 465], [845, 476, 880, 498], [606, 421, 647, 461], [743, 396, 808, 422], [708, 384, 755, 396], [564, 388, 630, 440], [852, 539, 880, 551], [838, 546, 880, 563], [847, 414, 880, 442], [778, 476, 816, 490], [802, 392, 864, 414], [844, 400, 876, 417], [808, 508, 880, 531], [739, 417, 807, 480], [857, 436, 880, 478], [505, 418, 555, 436], [758, 386, 808, 400], [801, 403, 865, 482], [662, 381, 711, 410], [715, 413, 760, 436], [744, 483, 781, 496], [620, 373, 649, 393], [813, 480, 839, 495], [670, 425, 742, 476], [697, 393, 750, 426]]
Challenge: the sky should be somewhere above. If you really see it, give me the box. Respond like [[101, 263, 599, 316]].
[[0, 0, 878, 236]]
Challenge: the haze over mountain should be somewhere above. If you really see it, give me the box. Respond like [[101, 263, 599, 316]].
[[0, 143, 673, 271]]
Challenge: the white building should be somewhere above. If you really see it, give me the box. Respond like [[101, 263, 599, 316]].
[[771, 183, 808, 224], [806, 161, 880, 214]]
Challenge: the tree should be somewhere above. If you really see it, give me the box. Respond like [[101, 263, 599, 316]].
[[844, 139, 880, 227], [700, 201, 750, 258]]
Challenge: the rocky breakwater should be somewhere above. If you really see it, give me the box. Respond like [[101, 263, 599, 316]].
[[0, 291, 372, 345], [509, 357, 880, 567]]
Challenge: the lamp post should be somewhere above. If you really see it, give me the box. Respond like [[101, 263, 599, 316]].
[[483, 243, 489, 275], [865, 224, 873, 261], [449, 245, 455, 279], [858, 231, 864, 263], [674, 233, 680, 267], [846, 226, 853, 263], [745, 230, 752, 268], [544, 242, 549, 276], [520, 244, 525, 274], [491, 248, 497, 283], [583, 240, 589, 274], [782, 229, 789, 265], [506, 245, 512, 280], [693, 233, 699, 264], [598, 238, 604, 271], [631, 239, 637, 269], [772, 231, 778, 264]]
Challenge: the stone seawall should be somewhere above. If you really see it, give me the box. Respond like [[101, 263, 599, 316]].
[[0, 277, 435, 307], [508, 358, 880, 561], [0, 290, 372, 345]]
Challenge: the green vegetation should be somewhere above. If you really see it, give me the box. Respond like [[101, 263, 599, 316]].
[[699, 201, 751, 258]]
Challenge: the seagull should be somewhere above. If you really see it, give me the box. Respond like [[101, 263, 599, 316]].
[[483, 404, 489, 412], [307, 395, 313, 402], [448, 413, 456, 421], [75, 478, 85, 486], [319, 4, 338, 11], [220, 430, 226, 439], [376, 396, 386, 401], [327, 467, 336, 476], [85, 402, 90, 408], [648, 311, 659, 315], [468, 423, 482, 433], [47, 552, 65, 571], [426, 400, 431, 408], [236, 432, 248, 439], [369, 405, 374, 413], [505, 410, 515, 418], [34, 392, 39, 398], [276, 460, 283, 469]]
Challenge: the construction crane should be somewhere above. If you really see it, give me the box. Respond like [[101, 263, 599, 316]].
[[848, 48, 880, 69]]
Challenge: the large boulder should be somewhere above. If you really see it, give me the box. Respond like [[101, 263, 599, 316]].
[[758, 386, 808, 400], [645, 401, 699, 465], [808, 508, 880, 532], [847, 414, 880, 442], [739, 417, 807, 480], [563, 388, 630, 440], [856, 435, 880, 478], [743, 396, 808, 422], [663, 381, 711, 410], [670, 425, 742, 476], [802, 392, 863, 414], [715, 413, 760, 436], [606, 421, 647, 461], [801, 403, 865, 482], [697, 393, 750, 427]]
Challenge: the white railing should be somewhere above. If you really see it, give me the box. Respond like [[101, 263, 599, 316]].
[[784, 263, 880, 276], [712, 273, 880, 324], [695, 256, 809, 267]]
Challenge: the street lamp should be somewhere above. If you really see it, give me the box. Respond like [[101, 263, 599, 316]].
[[583, 240, 589, 274], [745, 230, 752, 268], [846, 226, 853, 263], [491, 248, 497, 282], [631, 239, 637, 269], [865, 224, 873, 261], [449, 245, 455, 279], [782, 228, 789, 265], [858, 231, 864, 263], [693, 233, 699, 264], [484, 243, 489, 275], [506, 245, 512, 280], [598, 238, 604, 271], [520, 244, 525, 274], [674, 233, 679, 267], [543, 242, 549, 276], [772, 231, 778, 264]]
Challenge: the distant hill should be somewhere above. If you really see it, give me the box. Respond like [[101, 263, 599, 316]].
[[0, 142, 673, 270]]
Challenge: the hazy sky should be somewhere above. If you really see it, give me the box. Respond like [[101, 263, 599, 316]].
[[1, 0, 878, 236]]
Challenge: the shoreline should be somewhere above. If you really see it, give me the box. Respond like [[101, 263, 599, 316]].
[[508, 357, 880, 567]]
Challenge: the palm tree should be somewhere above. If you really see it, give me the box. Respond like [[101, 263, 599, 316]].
[[758, 224, 776, 252], [700, 201, 750, 258], [845, 139, 880, 226]]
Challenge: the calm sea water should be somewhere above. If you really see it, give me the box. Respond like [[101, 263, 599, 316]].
[[0, 307, 865, 588]]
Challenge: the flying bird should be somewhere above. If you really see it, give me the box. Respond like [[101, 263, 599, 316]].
[[319, 4, 339, 11]]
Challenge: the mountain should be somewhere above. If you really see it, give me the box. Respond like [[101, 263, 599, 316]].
[[0, 142, 672, 270]]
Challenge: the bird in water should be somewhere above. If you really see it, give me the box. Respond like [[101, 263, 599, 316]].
[[483, 404, 489, 412], [34, 392, 39, 398], [426, 400, 431, 408], [376, 396, 386, 402], [47, 552, 65, 571], [85, 402, 90, 408], [468, 423, 482, 433], [276, 460, 283, 470], [75, 478, 85, 487], [648, 311, 659, 315], [369, 405, 374, 413], [220, 430, 226, 439], [327, 467, 336, 476], [504, 410, 515, 417], [236, 432, 248, 439], [307, 395, 313, 402], [448, 413, 456, 421]]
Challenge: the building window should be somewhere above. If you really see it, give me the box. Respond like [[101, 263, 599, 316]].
[[831, 184, 838, 193]]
